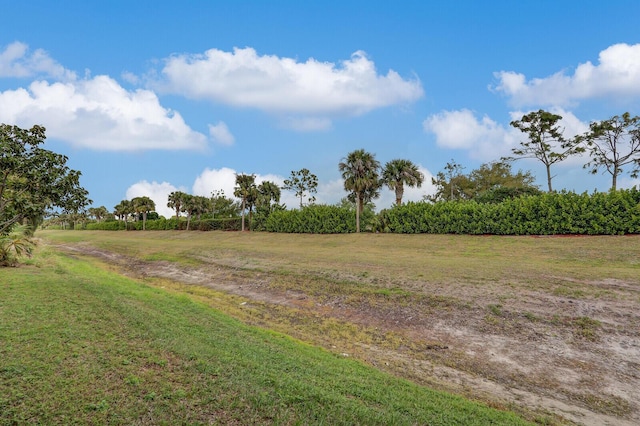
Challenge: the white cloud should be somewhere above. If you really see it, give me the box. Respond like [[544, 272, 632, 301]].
[[0, 41, 76, 80], [126, 180, 182, 218], [423, 109, 517, 160], [280, 116, 333, 132], [153, 48, 423, 126], [208, 121, 235, 145], [192, 167, 240, 199], [0, 75, 209, 151], [424, 108, 590, 163], [492, 43, 640, 106]]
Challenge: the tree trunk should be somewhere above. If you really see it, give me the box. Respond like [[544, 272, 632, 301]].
[[395, 185, 404, 206], [241, 199, 246, 231], [612, 167, 618, 191], [355, 193, 361, 233], [545, 164, 553, 192]]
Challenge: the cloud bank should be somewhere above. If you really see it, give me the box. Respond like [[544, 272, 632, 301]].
[[154, 48, 424, 129], [492, 43, 640, 106], [423, 108, 589, 162], [0, 42, 213, 151]]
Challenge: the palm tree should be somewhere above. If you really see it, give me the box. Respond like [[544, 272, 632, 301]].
[[338, 149, 381, 233], [114, 200, 133, 222], [167, 191, 188, 220], [132, 196, 156, 230], [234, 173, 256, 231], [257, 181, 281, 213], [382, 159, 425, 206], [180, 194, 195, 230]]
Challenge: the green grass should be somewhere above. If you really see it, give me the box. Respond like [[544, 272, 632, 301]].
[[0, 247, 532, 425], [39, 230, 640, 298]]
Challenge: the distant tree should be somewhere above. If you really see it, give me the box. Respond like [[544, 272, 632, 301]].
[[338, 149, 381, 233], [210, 190, 240, 218], [180, 194, 195, 230], [257, 181, 282, 213], [580, 112, 640, 190], [282, 168, 318, 208], [167, 191, 188, 219], [114, 200, 133, 222], [234, 173, 256, 231], [465, 162, 538, 199], [428, 161, 539, 202], [506, 110, 583, 192], [88, 206, 109, 222], [0, 124, 91, 235], [131, 196, 156, 231], [427, 160, 467, 202], [192, 195, 212, 221], [382, 159, 424, 206]]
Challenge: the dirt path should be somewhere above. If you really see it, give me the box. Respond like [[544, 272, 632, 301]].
[[54, 242, 640, 426]]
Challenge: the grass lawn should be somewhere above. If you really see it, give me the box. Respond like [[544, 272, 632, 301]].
[[0, 244, 533, 425]]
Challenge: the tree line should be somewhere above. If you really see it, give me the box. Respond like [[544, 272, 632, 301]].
[[3, 108, 640, 253]]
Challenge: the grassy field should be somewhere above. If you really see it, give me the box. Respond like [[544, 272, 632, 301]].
[[0, 240, 534, 425], [9, 229, 640, 425]]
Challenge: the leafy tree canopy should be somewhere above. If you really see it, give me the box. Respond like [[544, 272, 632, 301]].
[[581, 112, 640, 190], [428, 161, 539, 202], [283, 168, 318, 208], [1, 124, 90, 234], [506, 110, 583, 192]]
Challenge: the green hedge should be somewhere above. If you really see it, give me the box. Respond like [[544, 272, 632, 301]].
[[266, 205, 361, 233], [85, 217, 242, 231], [379, 189, 640, 235]]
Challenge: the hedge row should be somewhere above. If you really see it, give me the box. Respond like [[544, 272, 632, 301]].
[[265, 205, 360, 233], [86, 217, 242, 231], [379, 189, 640, 235]]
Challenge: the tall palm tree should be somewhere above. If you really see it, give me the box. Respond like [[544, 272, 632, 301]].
[[338, 149, 381, 233], [114, 199, 133, 222], [167, 191, 188, 220], [382, 159, 425, 206], [132, 196, 156, 231], [257, 181, 281, 213], [234, 173, 256, 231], [180, 194, 195, 230]]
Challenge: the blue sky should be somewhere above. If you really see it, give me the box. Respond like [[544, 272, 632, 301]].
[[2, 0, 640, 217]]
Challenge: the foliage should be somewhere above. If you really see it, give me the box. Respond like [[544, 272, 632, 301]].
[[131, 196, 156, 231], [381, 189, 640, 235], [338, 149, 381, 232], [210, 189, 240, 218], [282, 168, 318, 208], [0, 124, 90, 234], [580, 112, 640, 190], [0, 224, 35, 266], [507, 110, 584, 192], [428, 159, 467, 201], [87, 206, 109, 222], [234, 173, 256, 231], [167, 191, 188, 219], [382, 159, 424, 206], [429, 161, 538, 202], [113, 199, 133, 221], [266, 205, 359, 233]]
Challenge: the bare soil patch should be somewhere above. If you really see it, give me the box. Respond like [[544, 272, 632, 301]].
[[53, 240, 640, 426]]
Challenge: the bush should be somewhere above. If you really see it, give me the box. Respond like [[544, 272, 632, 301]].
[[381, 189, 640, 235], [266, 205, 358, 233]]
